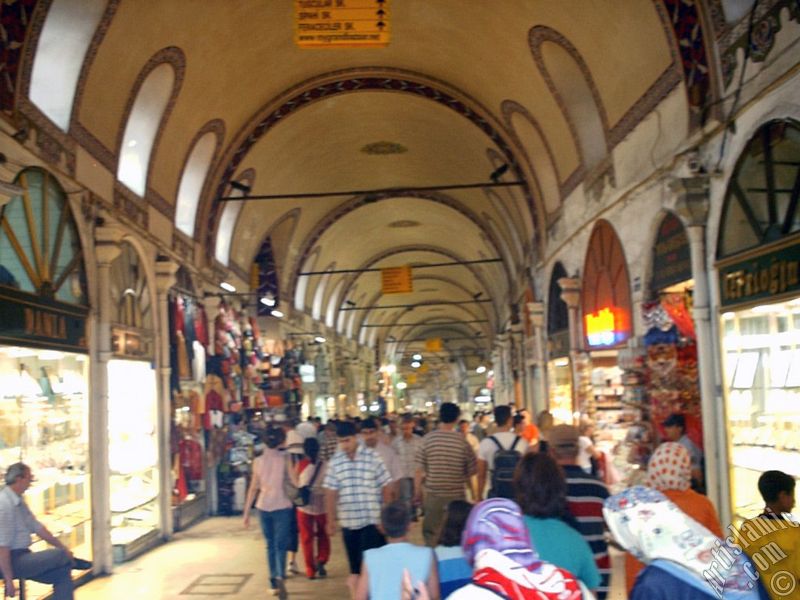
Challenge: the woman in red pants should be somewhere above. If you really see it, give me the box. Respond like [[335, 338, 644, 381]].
[[296, 437, 330, 579]]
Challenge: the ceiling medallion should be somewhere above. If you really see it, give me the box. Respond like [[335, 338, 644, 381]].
[[388, 220, 420, 228], [361, 141, 408, 155]]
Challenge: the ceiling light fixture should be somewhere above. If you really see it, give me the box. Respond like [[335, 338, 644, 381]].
[[412, 354, 422, 361], [220, 282, 236, 292], [411, 361, 421, 368], [314, 336, 326, 343], [260, 294, 276, 307], [270, 309, 284, 318], [476, 365, 487, 374]]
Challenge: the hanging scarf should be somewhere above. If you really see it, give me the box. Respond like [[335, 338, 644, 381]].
[[462, 499, 584, 599], [603, 487, 761, 598], [646, 442, 692, 491]]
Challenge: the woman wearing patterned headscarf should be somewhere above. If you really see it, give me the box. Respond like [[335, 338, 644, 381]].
[[605, 486, 767, 599], [445, 498, 593, 599], [624, 443, 724, 594]]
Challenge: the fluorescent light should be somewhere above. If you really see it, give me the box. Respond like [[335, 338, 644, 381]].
[[220, 281, 236, 292], [270, 309, 284, 318], [476, 365, 487, 374], [412, 354, 422, 361], [260, 296, 276, 307], [314, 336, 326, 343]]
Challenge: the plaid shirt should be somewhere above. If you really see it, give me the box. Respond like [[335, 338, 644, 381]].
[[323, 443, 391, 529]]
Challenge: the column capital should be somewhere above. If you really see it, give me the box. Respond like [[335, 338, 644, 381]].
[[154, 257, 180, 295], [94, 223, 124, 265], [557, 277, 581, 309], [671, 175, 710, 226], [526, 301, 545, 329]]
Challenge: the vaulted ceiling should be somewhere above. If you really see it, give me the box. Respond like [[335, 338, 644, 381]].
[[8, 0, 697, 387]]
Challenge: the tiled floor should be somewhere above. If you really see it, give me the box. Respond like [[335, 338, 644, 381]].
[[71, 516, 627, 599]]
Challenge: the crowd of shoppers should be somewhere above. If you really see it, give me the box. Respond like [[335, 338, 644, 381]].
[[221, 403, 794, 600]]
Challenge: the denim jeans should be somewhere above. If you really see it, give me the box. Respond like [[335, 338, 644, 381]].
[[10, 548, 73, 600], [259, 507, 293, 583]]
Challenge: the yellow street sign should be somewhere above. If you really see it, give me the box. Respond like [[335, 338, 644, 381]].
[[295, 0, 390, 48], [381, 265, 413, 294], [424, 337, 442, 352]]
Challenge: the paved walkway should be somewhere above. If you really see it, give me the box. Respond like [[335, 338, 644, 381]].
[[69, 516, 627, 599]]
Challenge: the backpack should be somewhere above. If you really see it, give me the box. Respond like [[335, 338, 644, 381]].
[[286, 461, 321, 508], [489, 435, 522, 499]]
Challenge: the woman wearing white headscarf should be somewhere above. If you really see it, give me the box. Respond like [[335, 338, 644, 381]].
[[625, 442, 724, 593], [604, 486, 768, 599]]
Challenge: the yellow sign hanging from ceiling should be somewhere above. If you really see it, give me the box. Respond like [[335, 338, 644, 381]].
[[381, 265, 413, 295], [406, 373, 417, 385], [294, 0, 390, 48], [425, 337, 442, 353]]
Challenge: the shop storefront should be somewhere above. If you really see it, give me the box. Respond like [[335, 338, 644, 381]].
[[640, 211, 704, 484], [716, 119, 800, 521], [580, 220, 638, 487], [167, 267, 209, 531], [545, 263, 573, 423], [107, 242, 160, 562], [0, 167, 93, 593]]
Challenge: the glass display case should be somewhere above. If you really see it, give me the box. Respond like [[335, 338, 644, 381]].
[[721, 299, 800, 521], [547, 358, 573, 424], [107, 359, 160, 562], [0, 345, 92, 595]]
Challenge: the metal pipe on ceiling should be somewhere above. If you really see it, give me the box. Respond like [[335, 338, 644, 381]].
[[298, 258, 502, 276]]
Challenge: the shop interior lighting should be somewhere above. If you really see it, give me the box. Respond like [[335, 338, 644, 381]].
[[270, 309, 284, 318], [220, 281, 236, 292], [412, 353, 422, 360], [554, 358, 570, 367], [476, 365, 487, 374]]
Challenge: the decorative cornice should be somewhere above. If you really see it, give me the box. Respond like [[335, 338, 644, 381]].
[[146, 187, 173, 219], [71, 120, 116, 171], [113, 182, 149, 230]]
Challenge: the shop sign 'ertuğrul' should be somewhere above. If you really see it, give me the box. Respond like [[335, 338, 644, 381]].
[[294, 0, 390, 48]]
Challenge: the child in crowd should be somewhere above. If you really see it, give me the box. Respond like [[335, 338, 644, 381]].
[[434, 500, 472, 597], [355, 500, 439, 600]]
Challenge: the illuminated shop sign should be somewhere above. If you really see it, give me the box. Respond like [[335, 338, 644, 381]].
[[718, 242, 800, 308], [584, 306, 629, 347]]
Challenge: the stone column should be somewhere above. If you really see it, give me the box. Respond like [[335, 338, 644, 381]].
[[154, 258, 178, 539], [558, 277, 582, 415], [526, 302, 548, 414], [673, 176, 727, 520], [509, 322, 524, 409], [92, 224, 123, 574], [493, 332, 511, 406]]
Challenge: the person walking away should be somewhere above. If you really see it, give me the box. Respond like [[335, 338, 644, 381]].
[[477, 405, 529, 499], [624, 441, 723, 595], [446, 498, 593, 599], [361, 417, 403, 501], [458, 419, 480, 502], [414, 402, 477, 546], [548, 424, 611, 599], [433, 499, 472, 598], [535, 410, 554, 454], [296, 437, 330, 579], [323, 421, 392, 596], [243, 428, 294, 599], [392, 415, 422, 521], [0, 463, 91, 600], [604, 486, 767, 599], [355, 501, 439, 600], [736, 470, 799, 599]]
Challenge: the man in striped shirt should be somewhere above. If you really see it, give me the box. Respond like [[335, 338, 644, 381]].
[[414, 402, 477, 546], [549, 425, 611, 600], [323, 421, 392, 595]]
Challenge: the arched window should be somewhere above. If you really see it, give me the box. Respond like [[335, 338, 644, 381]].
[[0, 168, 87, 305], [717, 120, 800, 259], [214, 186, 246, 266], [326, 279, 344, 328], [29, 0, 105, 130], [312, 269, 333, 321], [117, 64, 175, 196], [176, 132, 217, 237]]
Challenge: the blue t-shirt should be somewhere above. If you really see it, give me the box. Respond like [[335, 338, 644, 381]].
[[364, 542, 433, 600], [523, 516, 601, 590], [434, 545, 472, 597]]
